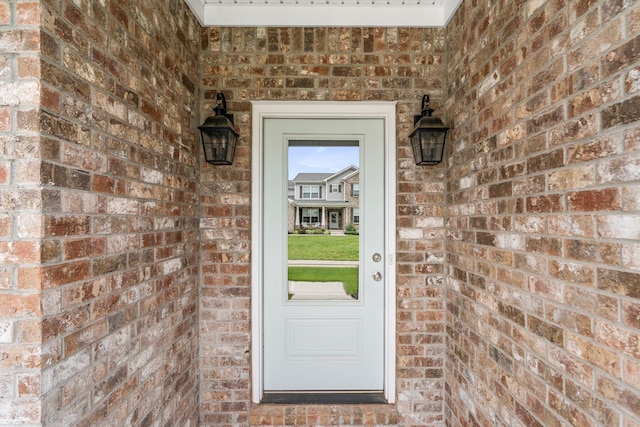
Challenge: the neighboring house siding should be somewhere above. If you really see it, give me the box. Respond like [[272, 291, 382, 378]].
[[326, 177, 344, 201]]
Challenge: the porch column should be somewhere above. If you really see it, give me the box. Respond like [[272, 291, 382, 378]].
[[295, 206, 300, 227], [321, 206, 326, 227]]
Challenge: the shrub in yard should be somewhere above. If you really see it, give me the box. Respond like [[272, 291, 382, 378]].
[[307, 228, 327, 235], [345, 223, 358, 235]]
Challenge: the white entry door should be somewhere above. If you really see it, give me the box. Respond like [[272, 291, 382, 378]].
[[329, 212, 339, 229], [262, 118, 385, 391]]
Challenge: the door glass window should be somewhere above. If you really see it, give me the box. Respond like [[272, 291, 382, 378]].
[[288, 140, 360, 301]]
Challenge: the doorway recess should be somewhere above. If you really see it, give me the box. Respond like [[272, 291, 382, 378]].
[[250, 101, 397, 404]]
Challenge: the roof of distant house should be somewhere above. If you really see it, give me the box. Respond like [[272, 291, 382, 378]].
[[292, 173, 333, 182], [293, 165, 358, 183]]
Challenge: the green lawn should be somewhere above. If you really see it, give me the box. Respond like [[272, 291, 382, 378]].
[[288, 266, 359, 298], [288, 235, 359, 261]]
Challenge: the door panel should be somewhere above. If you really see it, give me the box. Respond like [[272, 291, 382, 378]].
[[286, 318, 361, 360], [262, 118, 385, 391]]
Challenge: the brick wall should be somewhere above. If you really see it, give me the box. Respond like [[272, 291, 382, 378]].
[[199, 27, 448, 426], [0, 1, 43, 425], [2, 0, 635, 425], [1, 0, 202, 425], [445, 0, 640, 425]]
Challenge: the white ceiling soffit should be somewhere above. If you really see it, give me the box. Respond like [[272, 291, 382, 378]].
[[184, 0, 463, 28]]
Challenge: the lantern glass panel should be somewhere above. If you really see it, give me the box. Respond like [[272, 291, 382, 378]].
[[201, 127, 237, 165], [411, 129, 446, 165]]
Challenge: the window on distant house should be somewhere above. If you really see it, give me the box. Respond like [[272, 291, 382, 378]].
[[352, 208, 360, 224], [352, 183, 359, 197], [301, 185, 320, 199], [302, 208, 320, 223], [330, 184, 342, 193]]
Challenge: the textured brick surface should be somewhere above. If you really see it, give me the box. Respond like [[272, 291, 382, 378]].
[[39, 0, 201, 425], [445, 0, 640, 426], [0, 0, 44, 424], [248, 404, 399, 426], [1, 0, 201, 426], [199, 27, 448, 426], [1, 0, 638, 426]]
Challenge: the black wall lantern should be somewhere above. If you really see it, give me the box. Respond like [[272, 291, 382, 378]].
[[409, 95, 449, 165], [198, 93, 239, 165]]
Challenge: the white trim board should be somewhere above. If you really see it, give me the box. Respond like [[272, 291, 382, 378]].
[[250, 101, 397, 403], [184, 0, 464, 27]]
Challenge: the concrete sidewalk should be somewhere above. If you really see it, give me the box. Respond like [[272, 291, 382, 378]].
[[288, 281, 352, 300], [288, 260, 358, 267]]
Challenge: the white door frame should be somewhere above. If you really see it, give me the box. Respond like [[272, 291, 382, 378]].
[[250, 101, 397, 403]]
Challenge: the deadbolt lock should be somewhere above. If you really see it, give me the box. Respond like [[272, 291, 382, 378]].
[[372, 253, 382, 262]]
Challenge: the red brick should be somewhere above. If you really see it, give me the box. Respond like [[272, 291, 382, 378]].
[[0, 215, 10, 237], [0, 241, 40, 263], [603, 35, 640, 78], [44, 215, 90, 237], [527, 149, 565, 173], [17, 56, 39, 78], [549, 259, 595, 285], [0, 108, 10, 132], [602, 96, 640, 129], [63, 320, 107, 355], [526, 194, 563, 213], [567, 188, 620, 211], [598, 268, 640, 298], [0, 3, 9, 25], [567, 332, 621, 376], [0, 293, 42, 317], [17, 373, 41, 397], [625, 358, 640, 389], [548, 215, 593, 238], [63, 237, 106, 260], [526, 106, 565, 135], [16, 2, 40, 25], [16, 319, 41, 343], [622, 301, 640, 329], [567, 134, 620, 163], [551, 394, 595, 427], [42, 260, 91, 291], [548, 165, 595, 190], [17, 267, 43, 291], [568, 83, 620, 118], [596, 321, 640, 359], [597, 375, 640, 416]]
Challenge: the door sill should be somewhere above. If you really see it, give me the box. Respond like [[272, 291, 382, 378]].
[[261, 392, 386, 404]]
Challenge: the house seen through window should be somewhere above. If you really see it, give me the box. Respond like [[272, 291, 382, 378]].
[[287, 141, 360, 301]]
